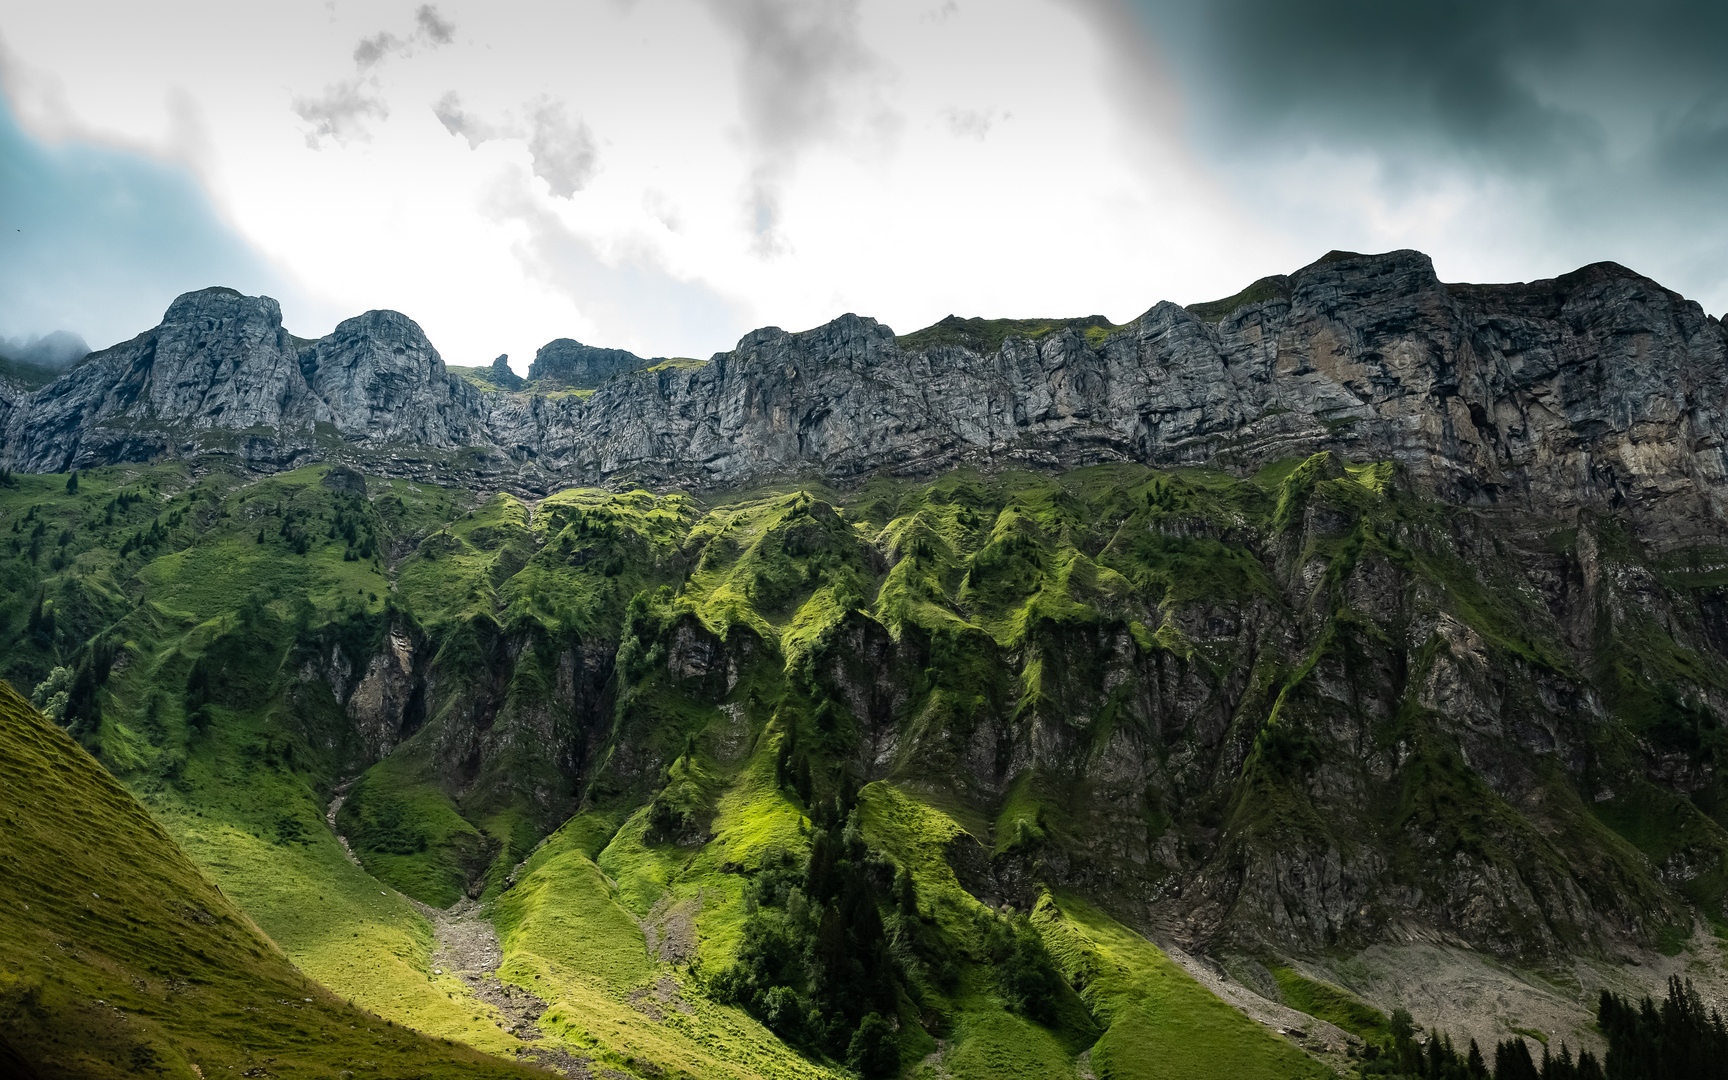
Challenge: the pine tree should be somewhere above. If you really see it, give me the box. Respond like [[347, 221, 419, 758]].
[[1495, 1038, 1539, 1080], [794, 755, 814, 806], [894, 864, 918, 919]]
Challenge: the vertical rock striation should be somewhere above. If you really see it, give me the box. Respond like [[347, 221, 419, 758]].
[[3, 250, 1724, 545]]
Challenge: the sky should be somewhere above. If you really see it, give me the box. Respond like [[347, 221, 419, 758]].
[[1, 0, 1725, 369]]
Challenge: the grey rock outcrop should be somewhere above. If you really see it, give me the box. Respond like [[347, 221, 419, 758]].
[[301, 308, 484, 448], [3, 251, 1725, 546], [0, 287, 484, 472], [526, 337, 654, 388], [488, 355, 524, 391]]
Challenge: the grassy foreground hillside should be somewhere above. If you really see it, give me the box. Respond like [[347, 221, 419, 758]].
[[0, 678, 545, 1079]]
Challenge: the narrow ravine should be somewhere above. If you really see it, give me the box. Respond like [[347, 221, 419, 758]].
[[326, 785, 591, 1074], [411, 897, 595, 1078], [324, 778, 362, 868]]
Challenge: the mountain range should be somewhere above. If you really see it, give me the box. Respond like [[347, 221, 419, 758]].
[[3, 249, 1727, 1079]]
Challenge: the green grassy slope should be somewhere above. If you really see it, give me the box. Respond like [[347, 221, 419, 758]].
[[0, 678, 543, 1080], [7, 449, 1728, 1078], [1039, 894, 1329, 1080], [0, 463, 535, 1051]]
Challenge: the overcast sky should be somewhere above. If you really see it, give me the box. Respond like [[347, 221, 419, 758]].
[[2, 0, 1725, 368]]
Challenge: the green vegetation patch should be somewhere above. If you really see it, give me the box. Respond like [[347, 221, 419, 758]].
[[1185, 274, 1293, 322], [895, 314, 1125, 355], [1269, 965, 1391, 1044], [0, 679, 539, 1079], [1037, 893, 1331, 1080]]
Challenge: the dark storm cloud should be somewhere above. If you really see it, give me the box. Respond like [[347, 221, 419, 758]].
[[1103, 0, 1728, 305], [0, 91, 303, 350], [1126, 0, 1728, 183]]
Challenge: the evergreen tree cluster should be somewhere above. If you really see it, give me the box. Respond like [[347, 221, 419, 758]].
[[973, 907, 1062, 1024], [328, 495, 379, 561], [1359, 1004, 1603, 1080], [774, 724, 814, 806], [102, 488, 144, 527], [1359, 976, 1728, 1080], [711, 760, 1067, 1075], [25, 589, 54, 645], [1597, 977, 1728, 1080], [12, 505, 48, 563], [184, 592, 279, 731], [709, 780, 921, 1077], [119, 516, 170, 557], [1361, 974, 1728, 1078]]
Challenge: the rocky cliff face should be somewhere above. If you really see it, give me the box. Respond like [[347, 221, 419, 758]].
[[0, 287, 485, 472], [527, 337, 656, 388], [487, 354, 525, 391], [4, 251, 1724, 546]]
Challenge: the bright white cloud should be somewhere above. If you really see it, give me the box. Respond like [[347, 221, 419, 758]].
[[0, 0, 1281, 369]]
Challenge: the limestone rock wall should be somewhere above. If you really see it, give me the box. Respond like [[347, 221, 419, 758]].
[[4, 252, 1724, 545]]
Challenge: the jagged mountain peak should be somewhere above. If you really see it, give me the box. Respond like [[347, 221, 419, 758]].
[[1, 249, 1723, 549], [528, 335, 658, 388]]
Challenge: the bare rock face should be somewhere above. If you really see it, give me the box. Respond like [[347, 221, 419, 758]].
[[488, 354, 524, 391], [301, 309, 484, 447], [3, 251, 1725, 546], [526, 337, 654, 389], [0, 287, 319, 471], [0, 289, 490, 470], [344, 624, 421, 759]]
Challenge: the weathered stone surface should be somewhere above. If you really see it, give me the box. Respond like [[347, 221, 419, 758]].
[[488, 354, 524, 391], [526, 337, 654, 389], [4, 251, 1725, 548]]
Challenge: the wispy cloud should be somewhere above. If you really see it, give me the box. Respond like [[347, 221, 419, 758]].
[[293, 80, 387, 146], [415, 5, 455, 46], [526, 98, 598, 198], [942, 107, 997, 141], [483, 169, 743, 356], [352, 32, 401, 70], [702, 0, 899, 249], [295, 5, 455, 147], [431, 92, 599, 199], [432, 91, 498, 149]]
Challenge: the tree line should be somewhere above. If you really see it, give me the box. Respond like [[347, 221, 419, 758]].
[[1363, 977, 1725, 1080]]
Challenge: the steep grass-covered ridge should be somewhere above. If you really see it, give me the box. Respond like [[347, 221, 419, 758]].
[[0, 678, 546, 1079], [3, 448, 1728, 1075]]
